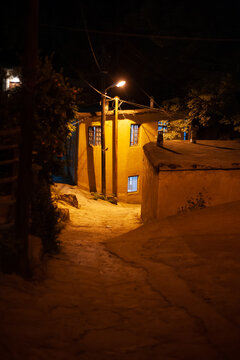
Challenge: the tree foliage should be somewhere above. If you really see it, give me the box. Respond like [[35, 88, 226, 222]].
[[33, 56, 81, 179], [161, 73, 240, 139], [186, 73, 240, 134], [29, 57, 81, 252], [0, 57, 81, 259]]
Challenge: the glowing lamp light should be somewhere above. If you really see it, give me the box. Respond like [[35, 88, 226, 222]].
[[116, 80, 126, 88], [105, 80, 126, 93], [11, 76, 20, 83]]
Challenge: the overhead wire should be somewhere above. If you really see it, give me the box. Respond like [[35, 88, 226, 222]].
[[138, 86, 162, 108], [77, 75, 113, 99], [45, 27, 183, 118], [81, 8, 102, 72], [76, 77, 176, 116], [41, 24, 240, 43]]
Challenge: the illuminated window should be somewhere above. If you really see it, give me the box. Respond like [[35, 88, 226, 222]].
[[158, 121, 167, 133], [89, 126, 101, 146], [130, 124, 140, 146], [128, 176, 138, 192], [3, 69, 21, 91], [9, 80, 20, 89]]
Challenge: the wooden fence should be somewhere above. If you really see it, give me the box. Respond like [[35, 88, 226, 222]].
[[0, 127, 20, 231]]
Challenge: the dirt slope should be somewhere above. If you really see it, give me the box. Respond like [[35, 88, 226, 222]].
[[0, 185, 240, 359]]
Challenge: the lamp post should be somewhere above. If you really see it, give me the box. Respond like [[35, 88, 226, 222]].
[[112, 96, 119, 197], [101, 80, 126, 196]]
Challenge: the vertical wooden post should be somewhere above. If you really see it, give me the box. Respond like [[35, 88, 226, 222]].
[[15, 0, 38, 277], [150, 96, 154, 108], [101, 92, 106, 196], [100, 69, 107, 196], [112, 96, 119, 197]]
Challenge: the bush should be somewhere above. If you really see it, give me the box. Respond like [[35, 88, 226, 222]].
[[178, 192, 208, 213], [91, 192, 118, 205], [31, 178, 62, 254]]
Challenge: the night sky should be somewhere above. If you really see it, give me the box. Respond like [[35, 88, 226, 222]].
[[1, 0, 240, 105]]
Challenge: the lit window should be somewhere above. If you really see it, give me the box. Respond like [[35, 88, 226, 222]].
[[89, 126, 101, 146], [158, 121, 167, 133], [128, 176, 138, 192], [130, 124, 140, 146]]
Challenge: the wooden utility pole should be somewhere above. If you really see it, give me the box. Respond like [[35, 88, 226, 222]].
[[112, 96, 119, 197], [101, 71, 107, 196], [15, 0, 38, 277]]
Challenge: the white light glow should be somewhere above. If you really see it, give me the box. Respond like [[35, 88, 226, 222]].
[[116, 80, 126, 88], [10, 76, 20, 83]]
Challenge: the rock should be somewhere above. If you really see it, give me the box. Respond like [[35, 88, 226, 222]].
[[56, 194, 79, 208], [57, 207, 70, 222]]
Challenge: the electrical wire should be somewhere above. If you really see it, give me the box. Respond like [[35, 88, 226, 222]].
[[138, 86, 162, 108], [118, 99, 183, 120], [70, 71, 183, 118], [119, 98, 162, 111], [41, 24, 240, 43], [139, 87, 152, 99], [81, 9, 102, 72], [78, 75, 113, 99]]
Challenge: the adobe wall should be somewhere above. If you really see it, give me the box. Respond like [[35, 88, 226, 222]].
[[156, 169, 240, 219], [77, 119, 113, 194], [141, 164, 240, 221], [141, 153, 159, 221], [117, 119, 157, 203], [77, 117, 157, 203]]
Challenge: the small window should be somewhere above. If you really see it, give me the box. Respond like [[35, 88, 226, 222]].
[[158, 121, 167, 133], [89, 126, 101, 146], [128, 176, 138, 193], [130, 124, 140, 146]]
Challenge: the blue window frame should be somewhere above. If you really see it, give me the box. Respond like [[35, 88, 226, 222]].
[[158, 121, 167, 133], [89, 126, 101, 146], [130, 124, 140, 146], [128, 176, 138, 193]]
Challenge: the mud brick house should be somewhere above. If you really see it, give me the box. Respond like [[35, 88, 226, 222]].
[[72, 108, 186, 203], [141, 140, 240, 221]]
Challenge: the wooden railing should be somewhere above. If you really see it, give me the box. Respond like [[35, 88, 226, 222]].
[[0, 127, 20, 230]]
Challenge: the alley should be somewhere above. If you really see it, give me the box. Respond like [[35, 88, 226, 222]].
[[0, 185, 240, 360]]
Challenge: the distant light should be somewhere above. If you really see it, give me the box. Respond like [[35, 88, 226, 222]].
[[6, 75, 21, 90], [116, 80, 126, 88], [10, 76, 20, 83]]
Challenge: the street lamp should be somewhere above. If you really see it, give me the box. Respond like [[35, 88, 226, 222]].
[[105, 80, 126, 93], [101, 80, 126, 196]]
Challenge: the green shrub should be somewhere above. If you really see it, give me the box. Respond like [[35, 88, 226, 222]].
[[91, 192, 118, 204]]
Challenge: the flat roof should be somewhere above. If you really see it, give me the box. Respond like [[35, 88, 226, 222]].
[[143, 140, 240, 171], [76, 109, 186, 121]]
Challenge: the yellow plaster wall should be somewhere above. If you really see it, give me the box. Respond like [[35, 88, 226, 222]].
[[156, 170, 240, 219], [116, 118, 157, 203], [77, 116, 158, 203], [141, 152, 159, 221], [141, 160, 240, 221]]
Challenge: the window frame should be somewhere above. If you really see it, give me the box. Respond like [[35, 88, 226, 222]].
[[127, 175, 139, 193], [158, 121, 168, 133], [130, 124, 140, 146], [88, 126, 101, 146]]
